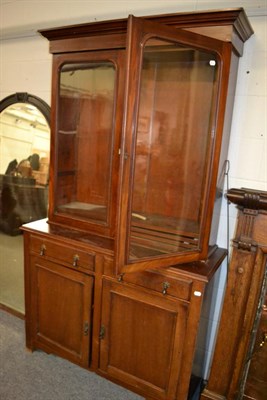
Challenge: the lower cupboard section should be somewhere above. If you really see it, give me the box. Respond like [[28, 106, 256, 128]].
[[24, 230, 214, 400]]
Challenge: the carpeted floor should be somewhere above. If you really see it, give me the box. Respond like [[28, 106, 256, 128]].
[[0, 310, 144, 400]]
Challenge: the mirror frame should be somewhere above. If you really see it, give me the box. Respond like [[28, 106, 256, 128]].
[[0, 93, 51, 317], [0, 91, 51, 234], [0, 92, 50, 125]]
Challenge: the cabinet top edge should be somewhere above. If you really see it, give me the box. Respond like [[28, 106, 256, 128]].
[[38, 8, 253, 43], [168, 247, 227, 282], [21, 219, 114, 254]]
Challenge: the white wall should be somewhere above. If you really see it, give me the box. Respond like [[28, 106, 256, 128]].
[[1, 0, 266, 380]]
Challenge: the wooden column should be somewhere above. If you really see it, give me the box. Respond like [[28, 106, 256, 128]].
[[201, 188, 267, 400]]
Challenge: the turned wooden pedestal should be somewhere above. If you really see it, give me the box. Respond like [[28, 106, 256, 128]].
[[201, 188, 267, 400]]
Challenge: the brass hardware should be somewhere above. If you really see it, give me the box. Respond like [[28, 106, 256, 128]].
[[162, 281, 170, 295], [233, 237, 258, 252], [84, 322, 89, 336], [99, 325, 105, 340], [118, 273, 124, 282], [73, 254, 79, 267], [237, 267, 244, 274], [259, 332, 267, 347], [39, 244, 46, 256]]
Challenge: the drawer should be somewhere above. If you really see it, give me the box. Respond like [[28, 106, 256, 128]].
[[124, 270, 192, 301], [30, 236, 95, 271]]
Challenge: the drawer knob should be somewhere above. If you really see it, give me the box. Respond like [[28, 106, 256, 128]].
[[259, 332, 267, 348], [73, 254, 79, 267], [118, 274, 124, 282], [39, 244, 46, 256], [162, 281, 170, 295]]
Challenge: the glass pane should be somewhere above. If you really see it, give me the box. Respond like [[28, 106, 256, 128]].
[[129, 38, 218, 261], [55, 62, 115, 224]]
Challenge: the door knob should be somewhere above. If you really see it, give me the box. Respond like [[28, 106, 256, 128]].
[[259, 332, 267, 347]]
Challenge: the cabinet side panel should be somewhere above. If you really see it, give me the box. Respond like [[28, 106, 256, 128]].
[[209, 51, 239, 246]]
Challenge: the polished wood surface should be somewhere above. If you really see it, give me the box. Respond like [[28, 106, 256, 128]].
[[41, 10, 253, 272], [243, 292, 267, 399], [23, 222, 227, 399], [22, 10, 253, 400], [116, 15, 236, 272], [201, 188, 267, 400], [31, 257, 93, 366], [49, 50, 125, 237], [100, 278, 188, 399], [39, 8, 253, 55], [22, 218, 114, 253]]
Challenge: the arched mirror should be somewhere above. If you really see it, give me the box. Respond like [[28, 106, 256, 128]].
[[0, 93, 50, 316]]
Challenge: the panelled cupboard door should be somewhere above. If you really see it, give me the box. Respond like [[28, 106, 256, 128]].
[[99, 279, 189, 400], [117, 15, 229, 273], [31, 256, 93, 367]]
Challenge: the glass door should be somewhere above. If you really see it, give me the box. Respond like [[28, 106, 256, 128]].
[[50, 50, 125, 237], [117, 16, 224, 272]]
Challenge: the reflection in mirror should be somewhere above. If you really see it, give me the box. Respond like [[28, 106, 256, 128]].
[[0, 102, 50, 234], [0, 94, 50, 315]]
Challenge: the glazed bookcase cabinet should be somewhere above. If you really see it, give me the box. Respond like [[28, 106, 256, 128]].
[[22, 8, 253, 400]]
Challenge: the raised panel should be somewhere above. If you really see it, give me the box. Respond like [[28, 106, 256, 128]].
[[100, 279, 189, 399], [32, 257, 93, 367]]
